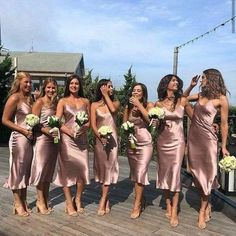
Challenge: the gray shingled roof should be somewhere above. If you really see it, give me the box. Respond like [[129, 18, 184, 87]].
[[9, 51, 83, 73]]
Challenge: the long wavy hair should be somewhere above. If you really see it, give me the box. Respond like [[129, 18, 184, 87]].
[[8, 71, 33, 104], [201, 68, 228, 99], [64, 74, 84, 98], [40, 77, 58, 105], [157, 74, 183, 109], [128, 82, 148, 110], [95, 79, 114, 102]]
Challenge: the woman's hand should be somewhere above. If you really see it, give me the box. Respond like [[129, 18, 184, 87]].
[[100, 136, 108, 146], [150, 118, 159, 128], [212, 123, 219, 134], [222, 147, 230, 157], [129, 96, 141, 107], [190, 75, 200, 88], [22, 129, 33, 140], [74, 126, 87, 138]]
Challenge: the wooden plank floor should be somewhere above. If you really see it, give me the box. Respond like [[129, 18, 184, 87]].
[[0, 146, 235, 236]]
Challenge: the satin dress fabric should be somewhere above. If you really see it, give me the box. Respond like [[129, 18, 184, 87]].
[[30, 105, 59, 185], [54, 104, 90, 187], [4, 102, 33, 190], [188, 100, 219, 195], [156, 106, 185, 192], [127, 111, 153, 185], [93, 109, 119, 185]]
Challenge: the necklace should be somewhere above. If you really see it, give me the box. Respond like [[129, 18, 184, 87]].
[[167, 96, 175, 101]]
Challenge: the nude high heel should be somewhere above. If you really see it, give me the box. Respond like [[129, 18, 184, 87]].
[[13, 202, 29, 217], [74, 197, 85, 214], [205, 205, 212, 222], [97, 198, 106, 216], [105, 199, 110, 214], [36, 201, 50, 215], [198, 210, 207, 229], [130, 197, 146, 219], [65, 201, 78, 217]]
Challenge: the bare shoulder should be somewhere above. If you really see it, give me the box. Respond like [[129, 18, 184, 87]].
[[8, 93, 20, 103], [57, 97, 66, 106], [91, 101, 99, 109], [35, 97, 44, 106], [81, 97, 90, 105], [155, 101, 162, 107], [147, 102, 154, 108], [219, 95, 229, 105], [180, 96, 188, 105]]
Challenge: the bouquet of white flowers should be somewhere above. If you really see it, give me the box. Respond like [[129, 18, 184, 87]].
[[25, 114, 40, 131], [98, 126, 113, 147], [121, 121, 137, 149], [219, 155, 236, 172], [148, 107, 165, 137], [74, 111, 89, 138], [47, 115, 61, 143]]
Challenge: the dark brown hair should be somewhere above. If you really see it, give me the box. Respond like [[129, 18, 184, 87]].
[[64, 74, 84, 98]]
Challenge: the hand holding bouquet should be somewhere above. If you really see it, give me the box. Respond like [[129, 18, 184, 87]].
[[148, 107, 165, 137], [219, 155, 236, 172], [121, 121, 137, 149], [98, 126, 113, 147], [74, 111, 89, 138], [25, 114, 40, 131], [47, 115, 61, 143]]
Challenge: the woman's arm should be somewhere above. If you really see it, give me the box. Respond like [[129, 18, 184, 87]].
[[183, 75, 199, 97], [101, 85, 120, 113], [56, 99, 73, 138], [32, 98, 50, 136], [76, 98, 91, 136], [129, 97, 151, 123], [2, 95, 32, 138], [90, 102, 100, 139], [220, 95, 230, 156], [123, 106, 129, 123], [181, 97, 193, 119]]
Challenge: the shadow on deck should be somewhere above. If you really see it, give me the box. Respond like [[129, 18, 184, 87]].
[[0, 147, 235, 236]]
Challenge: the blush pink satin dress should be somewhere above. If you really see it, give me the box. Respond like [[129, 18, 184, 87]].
[[188, 101, 219, 195], [93, 108, 119, 185], [127, 111, 153, 185], [54, 104, 90, 187], [4, 102, 33, 189], [30, 105, 59, 185], [156, 106, 185, 192]]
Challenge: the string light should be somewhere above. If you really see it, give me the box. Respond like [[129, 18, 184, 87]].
[[177, 16, 236, 49]]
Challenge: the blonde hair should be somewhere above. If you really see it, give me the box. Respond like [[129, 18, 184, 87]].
[[8, 72, 33, 104], [8, 72, 31, 96]]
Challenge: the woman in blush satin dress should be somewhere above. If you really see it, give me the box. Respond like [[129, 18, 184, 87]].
[[2, 72, 34, 217], [54, 74, 90, 217], [30, 78, 59, 215], [91, 79, 120, 216], [123, 83, 154, 219], [155, 75, 192, 227], [186, 68, 229, 229]]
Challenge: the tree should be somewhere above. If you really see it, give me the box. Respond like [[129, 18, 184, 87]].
[[82, 69, 99, 103], [116, 66, 136, 108], [0, 50, 15, 143], [116, 66, 136, 155], [81, 70, 100, 150]]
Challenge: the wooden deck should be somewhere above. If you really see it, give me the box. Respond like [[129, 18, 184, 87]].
[[0, 146, 235, 236]]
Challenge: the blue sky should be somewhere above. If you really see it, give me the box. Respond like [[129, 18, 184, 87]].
[[1, 0, 236, 104]]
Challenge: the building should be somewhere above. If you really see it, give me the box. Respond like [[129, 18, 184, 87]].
[[9, 51, 85, 88]]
